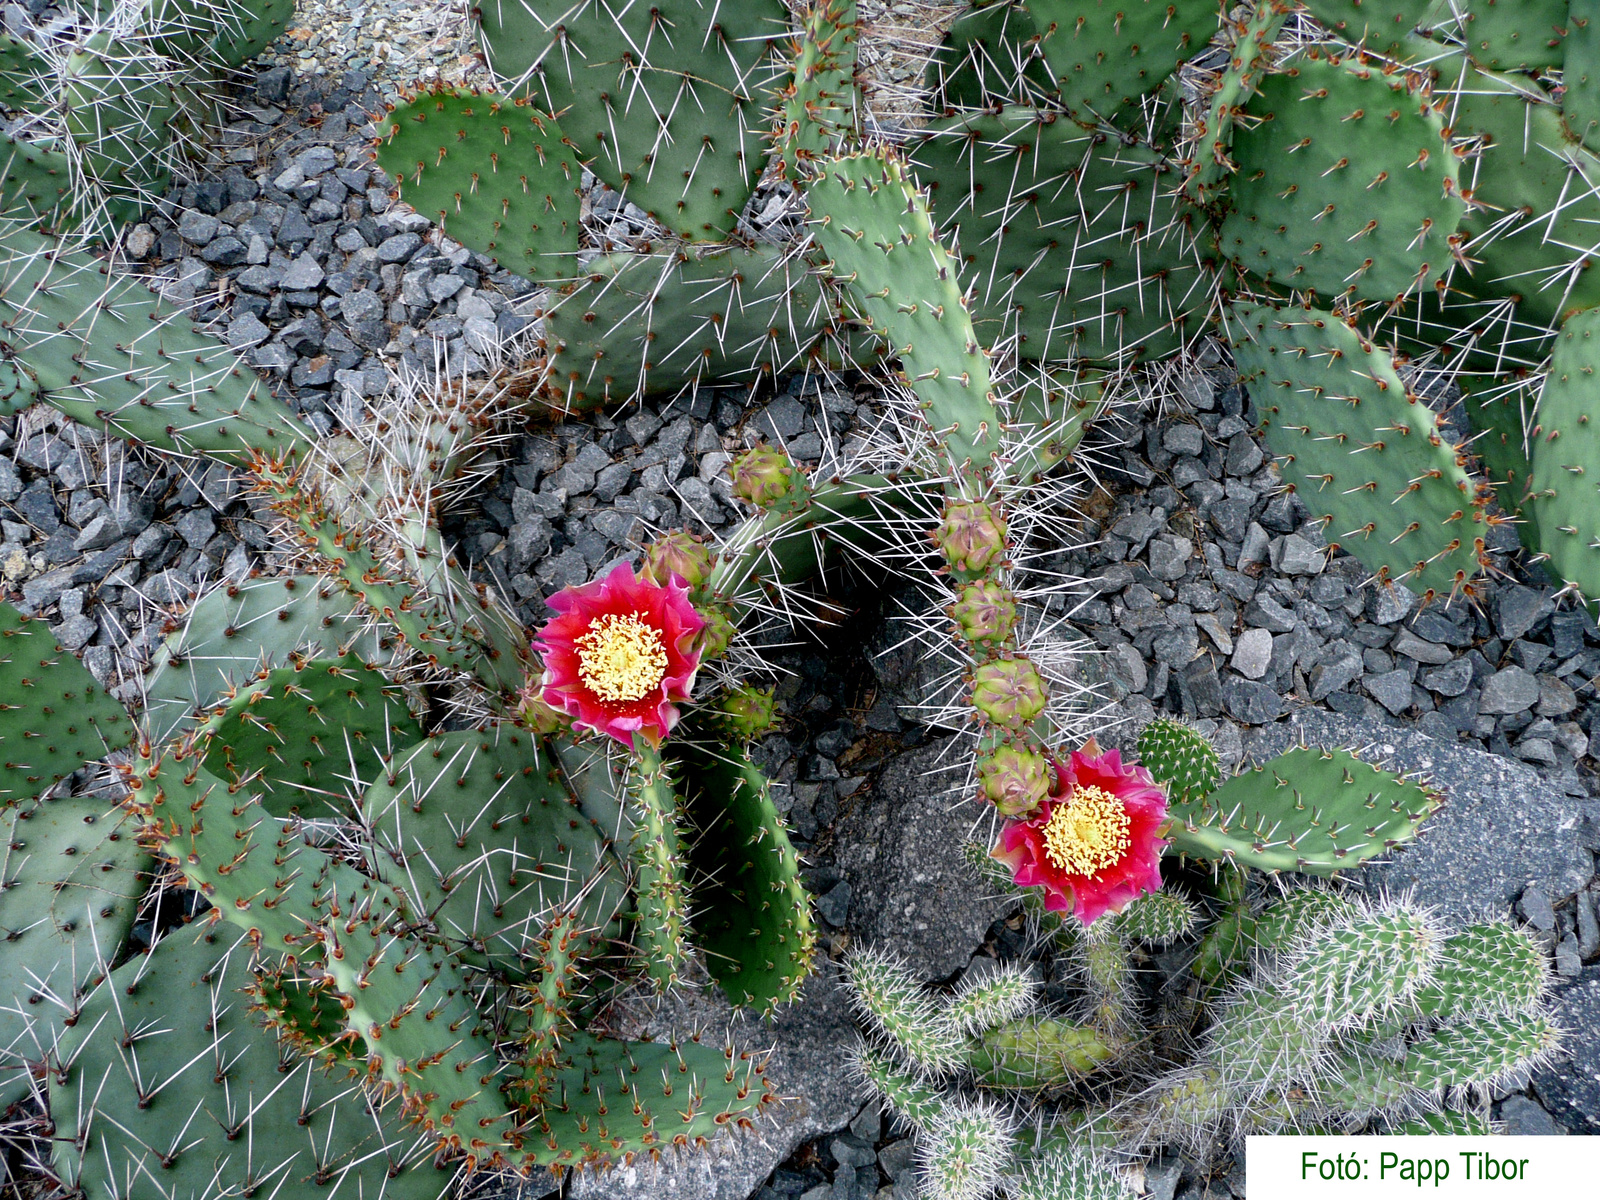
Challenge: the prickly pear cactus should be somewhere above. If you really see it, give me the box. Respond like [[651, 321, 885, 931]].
[[1135, 717, 1220, 806], [0, 600, 132, 805], [1524, 309, 1600, 607]]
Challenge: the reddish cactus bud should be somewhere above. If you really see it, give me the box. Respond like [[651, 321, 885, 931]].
[[970, 657, 1048, 728], [642, 529, 715, 592], [950, 580, 1019, 648], [730, 443, 809, 513], [977, 742, 1052, 817], [934, 499, 1007, 575]]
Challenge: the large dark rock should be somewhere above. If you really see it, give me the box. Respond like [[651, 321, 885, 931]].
[[562, 971, 861, 1200], [1532, 967, 1600, 1134], [1242, 709, 1594, 919], [835, 739, 1011, 981]]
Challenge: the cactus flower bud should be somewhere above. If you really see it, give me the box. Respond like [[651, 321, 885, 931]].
[[970, 657, 1048, 728], [695, 601, 737, 661], [713, 684, 780, 740], [516, 690, 570, 735], [642, 529, 715, 592], [977, 742, 1052, 816], [950, 580, 1019, 648], [934, 499, 1007, 575], [730, 443, 809, 513]]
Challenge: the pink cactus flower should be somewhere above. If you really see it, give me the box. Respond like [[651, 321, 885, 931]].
[[533, 562, 705, 750], [993, 738, 1167, 925]]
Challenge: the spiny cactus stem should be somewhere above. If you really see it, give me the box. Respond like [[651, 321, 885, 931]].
[[624, 745, 692, 990]]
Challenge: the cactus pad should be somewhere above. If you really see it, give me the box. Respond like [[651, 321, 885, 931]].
[[1135, 717, 1220, 806], [680, 746, 815, 1010], [808, 148, 999, 474], [1411, 921, 1548, 1019], [924, 0, 1054, 110], [624, 748, 692, 988], [478, 0, 788, 240], [0, 601, 132, 806], [201, 653, 422, 818], [1303, 1, 1432, 55], [0, 223, 315, 466], [1525, 308, 1600, 607], [774, 0, 861, 179], [1164, 744, 1443, 875], [1021, 0, 1224, 121], [1428, 0, 1570, 70], [1107, 890, 1197, 945], [0, 32, 49, 113], [374, 88, 582, 281], [1398, 1011, 1561, 1090], [1231, 301, 1492, 600], [361, 726, 626, 978], [967, 1015, 1117, 1089], [50, 927, 446, 1200], [1, 134, 70, 228], [141, 575, 390, 745], [912, 107, 1207, 365], [1221, 51, 1464, 306], [0, 795, 148, 1108], [1564, 1, 1600, 148], [538, 245, 849, 412]]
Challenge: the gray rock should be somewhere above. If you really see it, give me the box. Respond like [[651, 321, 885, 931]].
[[1145, 1159, 1183, 1200], [1557, 934, 1583, 976], [1243, 593, 1297, 634], [295, 145, 339, 178], [1536, 674, 1578, 717], [1518, 886, 1557, 931], [1497, 585, 1553, 640], [1269, 533, 1323, 575], [567, 974, 859, 1200], [816, 879, 851, 927], [1162, 423, 1203, 456], [1223, 680, 1285, 724], [835, 740, 1011, 980], [1479, 666, 1541, 715], [142, 569, 196, 606], [177, 210, 220, 244], [1366, 584, 1417, 625], [1365, 668, 1414, 716], [1531, 968, 1600, 1133], [1226, 432, 1264, 476], [877, 1140, 916, 1182], [281, 252, 325, 291], [1499, 1095, 1566, 1136], [1309, 643, 1364, 700], [226, 312, 271, 348], [1243, 710, 1594, 919], [20, 567, 75, 612], [1579, 889, 1600, 959], [377, 232, 422, 263], [72, 514, 121, 553], [831, 1137, 876, 1170], [1147, 535, 1192, 582], [1420, 657, 1473, 697], [1391, 629, 1454, 665], [1230, 627, 1273, 680], [1238, 522, 1270, 568], [50, 614, 97, 651]]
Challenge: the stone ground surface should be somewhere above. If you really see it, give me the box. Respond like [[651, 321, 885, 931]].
[[2, 3, 1598, 1200]]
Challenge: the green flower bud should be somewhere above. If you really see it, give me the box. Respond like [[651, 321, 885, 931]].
[[951, 580, 1019, 648], [977, 743, 1052, 816], [934, 499, 1007, 575], [730, 443, 809, 513], [970, 657, 1048, 728], [712, 684, 780, 740], [696, 602, 737, 661], [642, 529, 715, 592]]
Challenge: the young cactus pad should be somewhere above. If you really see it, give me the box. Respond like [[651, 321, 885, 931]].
[[0, 600, 131, 805], [1231, 301, 1490, 600], [1135, 717, 1220, 806], [373, 88, 582, 281], [1525, 308, 1600, 608], [680, 745, 815, 1010], [1163, 744, 1443, 875]]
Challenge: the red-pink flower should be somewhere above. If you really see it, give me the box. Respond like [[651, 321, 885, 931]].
[[533, 562, 705, 750], [993, 738, 1167, 925]]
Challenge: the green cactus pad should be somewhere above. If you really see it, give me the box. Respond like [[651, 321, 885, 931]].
[[1439, 57, 1600, 330], [1, 134, 70, 228], [1304, 1, 1432, 55], [808, 147, 999, 475], [1411, 920, 1548, 1019], [680, 745, 815, 1011], [361, 726, 626, 978], [208, 0, 297, 67], [0, 601, 132, 806], [1389, 1108, 1497, 1136], [924, 1, 1055, 110], [374, 88, 582, 281], [478, 0, 788, 241], [50, 927, 447, 1200], [1011, 1145, 1131, 1200], [1107, 890, 1197, 945], [1005, 366, 1108, 485], [1231, 301, 1492, 600], [524, 1031, 775, 1168], [1164, 744, 1444, 876], [967, 1015, 1117, 1089], [846, 945, 966, 1072], [774, 0, 860, 179], [200, 652, 422, 818], [250, 971, 367, 1067], [1020, 0, 1224, 121], [911, 107, 1208, 366], [1249, 886, 1358, 954], [1525, 308, 1600, 607], [0, 223, 316, 467], [60, 33, 175, 211], [538, 245, 853, 412], [514, 909, 584, 1098], [0, 795, 148, 1108], [1426, 0, 1569, 69], [0, 32, 49, 113], [852, 1039, 946, 1128], [127, 746, 522, 1163], [1461, 376, 1534, 518], [142, 575, 390, 746], [624, 747, 691, 988], [1136, 717, 1220, 806], [1397, 1011, 1561, 1090], [1221, 51, 1464, 306], [1564, 1, 1600, 148]]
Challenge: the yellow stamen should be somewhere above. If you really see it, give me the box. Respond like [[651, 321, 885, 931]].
[[1042, 785, 1131, 876], [576, 612, 668, 703]]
